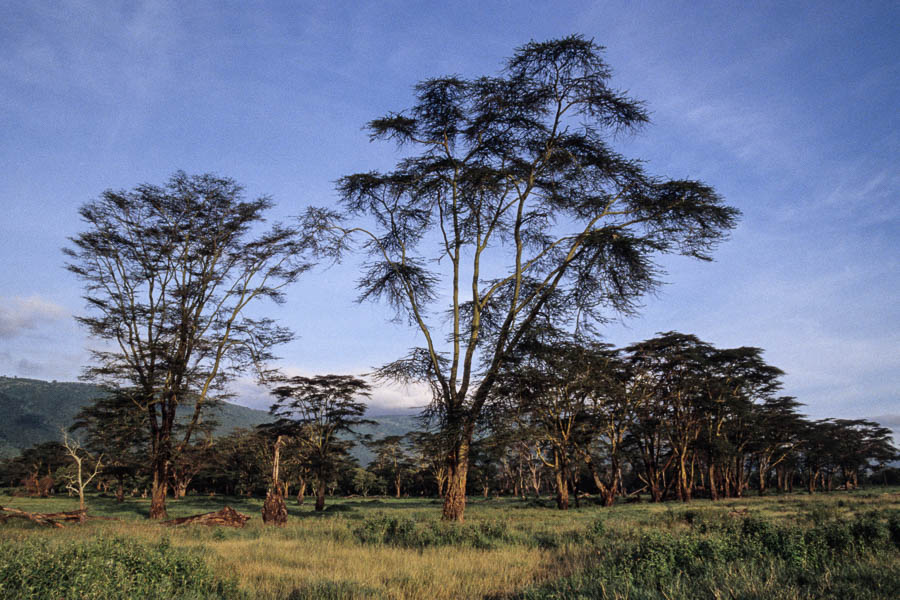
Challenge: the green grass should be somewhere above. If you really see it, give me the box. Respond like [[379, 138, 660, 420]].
[[1, 488, 899, 599]]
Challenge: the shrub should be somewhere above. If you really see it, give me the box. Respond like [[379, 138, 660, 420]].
[[887, 512, 900, 549], [585, 517, 605, 544], [0, 536, 241, 599], [850, 512, 889, 547], [352, 514, 509, 549], [287, 580, 382, 599]]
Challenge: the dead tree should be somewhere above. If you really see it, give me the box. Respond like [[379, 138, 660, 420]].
[[261, 435, 288, 525], [61, 430, 103, 511]]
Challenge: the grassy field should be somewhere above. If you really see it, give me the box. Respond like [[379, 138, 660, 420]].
[[2, 489, 899, 599]]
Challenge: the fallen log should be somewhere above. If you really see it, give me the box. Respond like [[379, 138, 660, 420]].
[[0, 506, 119, 528], [161, 506, 251, 528], [0, 506, 70, 527]]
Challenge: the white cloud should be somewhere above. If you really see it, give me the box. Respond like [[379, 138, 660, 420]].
[[226, 369, 431, 415], [0, 295, 67, 339]]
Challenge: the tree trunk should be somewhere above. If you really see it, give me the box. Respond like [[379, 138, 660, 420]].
[[441, 439, 470, 522], [296, 479, 307, 505], [435, 467, 447, 498], [648, 470, 663, 503], [149, 463, 169, 520], [554, 453, 570, 510], [315, 481, 326, 512], [708, 463, 719, 501]]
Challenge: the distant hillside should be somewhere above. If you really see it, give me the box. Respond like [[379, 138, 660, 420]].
[[0, 376, 421, 464], [0, 376, 273, 459]]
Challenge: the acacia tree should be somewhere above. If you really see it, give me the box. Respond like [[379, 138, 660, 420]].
[[307, 36, 738, 521], [367, 435, 415, 498], [408, 430, 451, 497], [268, 374, 373, 511], [750, 396, 805, 496], [66, 172, 308, 519]]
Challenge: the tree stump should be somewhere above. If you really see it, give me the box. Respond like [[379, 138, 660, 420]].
[[262, 483, 288, 526]]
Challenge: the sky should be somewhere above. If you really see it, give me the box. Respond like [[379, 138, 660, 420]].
[[1, 1, 897, 425]]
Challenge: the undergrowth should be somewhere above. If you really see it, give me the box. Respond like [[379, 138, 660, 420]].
[[517, 509, 900, 599], [0, 535, 242, 599]]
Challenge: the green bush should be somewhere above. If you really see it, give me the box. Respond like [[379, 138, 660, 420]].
[[0, 536, 241, 599], [887, 511, 900, 548], [517, 511, 900, 600], [287, 580, 383, 599], [352, 514, 509, 549]]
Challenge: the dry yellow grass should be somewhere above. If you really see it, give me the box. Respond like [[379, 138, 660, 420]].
[[190, 535, 568, 599]]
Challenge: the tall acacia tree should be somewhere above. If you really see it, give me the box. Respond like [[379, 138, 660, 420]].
[[307, 36, 738, 520], [66, 172, 308, 519]]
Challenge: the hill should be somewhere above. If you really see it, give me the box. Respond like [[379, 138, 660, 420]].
[[0, 377, 420, 464]]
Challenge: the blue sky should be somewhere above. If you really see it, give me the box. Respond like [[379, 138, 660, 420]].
[[1, 1, 897, 424]]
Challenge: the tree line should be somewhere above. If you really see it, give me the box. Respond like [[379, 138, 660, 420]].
[[2, 331, 896, 511]]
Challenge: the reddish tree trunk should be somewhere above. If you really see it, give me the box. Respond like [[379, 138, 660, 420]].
[[441, 440, 469, 522], [149, 463, 169, 520]]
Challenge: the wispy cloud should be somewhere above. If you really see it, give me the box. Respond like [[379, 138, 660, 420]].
[[227, 368, 431, 415], [0, 295, 67, 339]]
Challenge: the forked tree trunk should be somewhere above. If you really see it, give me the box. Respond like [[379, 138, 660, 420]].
[[174, 479, 189, 499], [435, 468, 448, 498], [149, 462, 169, 520], [554, 457, 570, 510], [583, 453, 617, 507]]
